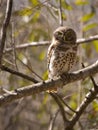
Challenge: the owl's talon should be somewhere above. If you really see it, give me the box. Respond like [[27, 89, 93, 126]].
[[61, 73, 69, 83], [46, 79, 57, 93], [42, 81, 45, 84], [51, 79, 54, 82]]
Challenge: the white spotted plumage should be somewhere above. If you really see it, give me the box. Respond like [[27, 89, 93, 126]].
[[47, 26, 78, 92]]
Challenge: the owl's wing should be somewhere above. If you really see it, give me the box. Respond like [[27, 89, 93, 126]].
[[47, 44, 55, 70], [47, 44, 70, 69], [47, 44, 58, 92]]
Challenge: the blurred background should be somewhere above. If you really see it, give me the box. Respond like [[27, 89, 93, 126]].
[[0, 0, 98, 130]]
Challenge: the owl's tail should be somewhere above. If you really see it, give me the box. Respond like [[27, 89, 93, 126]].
[[46, 80, 57, 93], [46, 88, 57, 93]]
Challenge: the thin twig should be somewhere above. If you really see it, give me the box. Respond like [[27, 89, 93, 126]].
[[56, 93, 76, 113], [59, 0, 63, 26], [1, 65, 38, 83], [0, 87, 15, 94], [65, 87, 98, 130], [4, 35, 98, 53], [64, 63, 98, 130], [4, 98, 29, 130], [0, 0, 3, 6], [0, 60, 98, 106], [4, 41, 50, 52], [82, 63, 97, 90], [17, 55, 43, 81], [48, 110, 59, 130], [11, 22, 18, 70], [0, 0, 13, 65], [77, 35, 98, 44], [50, 93, 69, 125], [44, 2, 58, 11]]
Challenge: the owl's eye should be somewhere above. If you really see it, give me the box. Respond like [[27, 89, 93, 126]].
[[54, 31, 64, 41], [65, 29, 76, 41], [57, 32, 63, 37]]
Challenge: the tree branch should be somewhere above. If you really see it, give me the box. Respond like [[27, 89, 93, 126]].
[[64, 63, 98, 130], [1, 65, 38, 83], [65, 87, 98, 130], [5, 41, 50, 52], [0, 0, 13, 65], [48, 110, 59, 130], [77, 35, 98, 44], [4, 35, 98, 53], [50, 93, 68, 125], [0, 60, 98, 107], [59, 0, 63, 26], [57, 94, 76, 113]]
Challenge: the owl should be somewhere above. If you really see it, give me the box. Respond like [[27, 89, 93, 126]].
[[47, 26, 78, 92]]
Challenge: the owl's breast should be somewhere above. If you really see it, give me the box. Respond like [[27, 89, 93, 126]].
[[63, 51, 77, 71], [48, 49, 77, 79]]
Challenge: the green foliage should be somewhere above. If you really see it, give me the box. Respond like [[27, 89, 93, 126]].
[[62, 12, 67, 20], [93, 40, 98, 52], [29, 11, 40, 23], [75, 0, 88, 5], [18, 53, 27, 64], [83, 23, 98, 31], [42, 71, 48, 80], [28, 28, 48, 41], [29, 0, 39, 7], [42, 93, 48, 105], [62, 0, 72, 10], [81, 13, 95, 22], [39, 51, 46, 61], [18, 7, 33, 16], [93, 101, 98, 111], [69, 94, 77, 109]]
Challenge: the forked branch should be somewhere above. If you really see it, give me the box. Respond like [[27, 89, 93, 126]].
[[0, 60, 98, 107]]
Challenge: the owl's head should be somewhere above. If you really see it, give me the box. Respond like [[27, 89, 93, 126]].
[[53, 26, 77, 44]]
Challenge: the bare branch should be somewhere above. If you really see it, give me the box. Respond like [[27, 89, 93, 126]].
[[4, 41, 50, 52], [44, 2, 58, 11], [17, 56, 44, 81], [11, 22, 18, 70], [57, 94, 76, 113], [0, 0, 13, 65], [0, 60, 98, 107], [48, 110, 59, 130], [4, 35, 98, 53], [50, 93, 68, 124], [65, 87, 98, 130], [59, 0, 63, 26], [77, 35, 98, 44], [64, 63, 98, 130], [1, 65, 38, 83], [82, 63, 97, 90]]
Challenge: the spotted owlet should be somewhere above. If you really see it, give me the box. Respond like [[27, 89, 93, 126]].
[[47, 26, 78, 92]]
